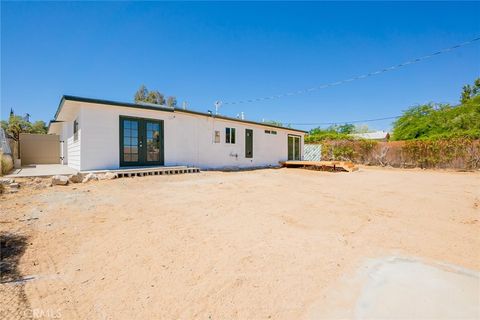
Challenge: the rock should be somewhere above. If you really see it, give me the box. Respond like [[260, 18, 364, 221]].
[[8, 189, 19, 194], [33, 177, 43, 184], [9, 182, 20, 189], [69, 172, 84, 183], [0, 178, 14, 185], [82, 173, 98, 183], [104, 172, 117, 180], [51, 175, 69, 185]]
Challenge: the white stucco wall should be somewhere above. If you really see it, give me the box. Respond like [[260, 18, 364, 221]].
[[62, 102, 304, 171]]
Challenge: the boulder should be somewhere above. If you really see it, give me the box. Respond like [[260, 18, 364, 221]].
[[9, 182, 20, 189], [0, 178, 14, 185], [51, 175, 69, 186], [82, 173, 98, 183], [104, 172, 117, 180], [69, 172, 84, 183]]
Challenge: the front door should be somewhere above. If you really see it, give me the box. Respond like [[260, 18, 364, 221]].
[[245, 129, 253, 158], [288, 135, 301, 160], [120, 116, 164, 167]]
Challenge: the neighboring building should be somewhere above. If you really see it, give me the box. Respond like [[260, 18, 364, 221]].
[[48, 96, 306, 171], [351, 130, 390, 141]]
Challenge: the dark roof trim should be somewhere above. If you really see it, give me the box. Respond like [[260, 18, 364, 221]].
[[54, 95, 307, 133]]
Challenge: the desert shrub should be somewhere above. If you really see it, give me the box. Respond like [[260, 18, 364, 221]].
[[333, 145, 355, 160], [320, 140, 356, 161], [358, 139, 378, 163], [401, 138, 472, 168], [1, 154, 14, 175], [0, 184, 4, 194], [313, 138, 480, 169]]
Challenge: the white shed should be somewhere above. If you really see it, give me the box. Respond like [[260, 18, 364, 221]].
[[48, 96, 306, 171]]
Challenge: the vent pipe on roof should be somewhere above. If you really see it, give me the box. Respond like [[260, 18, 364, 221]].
[[214, 101, 222, 115]]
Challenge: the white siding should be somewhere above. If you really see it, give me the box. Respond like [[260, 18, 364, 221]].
[[67, 112, 81, 170], [65, 102, 304, 171]]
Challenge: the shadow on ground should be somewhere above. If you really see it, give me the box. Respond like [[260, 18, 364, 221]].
[[0, 232, 32, 319]]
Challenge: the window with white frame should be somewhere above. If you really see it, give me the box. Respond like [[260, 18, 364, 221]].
[[225, 127, 236, 144]]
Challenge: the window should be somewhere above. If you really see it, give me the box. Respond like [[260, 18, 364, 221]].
[[214, 130, 220, 143], [264, 130, 277, 135], [225, 127, 236, 144], [73, 119, 79, 141]]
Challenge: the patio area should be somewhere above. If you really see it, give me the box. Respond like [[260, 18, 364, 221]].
[[5, 164, 78, 178]]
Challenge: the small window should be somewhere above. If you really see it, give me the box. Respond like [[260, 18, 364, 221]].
[[264, 130, 277, 135], [265, 130, 271, 134], [73, 119, 79, 141], [271, 130, 277, 135], [214, 130, 220, 143], [226, 127, 236, 144]]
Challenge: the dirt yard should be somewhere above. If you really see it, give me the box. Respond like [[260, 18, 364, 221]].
[[1, 167, 479, 319]]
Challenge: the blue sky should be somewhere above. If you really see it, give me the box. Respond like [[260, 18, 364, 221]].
[[1, 1, 479, 131]]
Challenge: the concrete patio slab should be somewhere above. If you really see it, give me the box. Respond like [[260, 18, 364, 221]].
[[309, 256, 480, 319], [6, 164, 78, 178]]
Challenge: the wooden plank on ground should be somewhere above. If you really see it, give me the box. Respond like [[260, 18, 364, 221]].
[[280, 160, 358, 172]]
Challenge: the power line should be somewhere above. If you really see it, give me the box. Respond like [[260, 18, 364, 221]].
[[223, 36, 480, 106], [285, 115, 401, 126]]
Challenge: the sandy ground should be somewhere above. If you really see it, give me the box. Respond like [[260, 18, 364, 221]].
[[0, 167, 479, 319]]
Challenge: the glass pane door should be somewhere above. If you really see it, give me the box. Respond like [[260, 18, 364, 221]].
[[146, 122, 161, 162], [120, 117, 164, 167], [294, 136, 300, 160], [288, 136, 294, 160], [288, 135, 300, 161], [122, 119, 139, 164]]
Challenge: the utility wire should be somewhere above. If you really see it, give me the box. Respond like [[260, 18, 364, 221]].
[[223, 36, 480, 106], [284, 115, 401, 126]]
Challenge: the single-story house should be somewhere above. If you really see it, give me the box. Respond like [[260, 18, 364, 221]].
[[48, 96, 306, 171]]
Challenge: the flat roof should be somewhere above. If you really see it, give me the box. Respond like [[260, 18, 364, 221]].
[[53, 95, 307, 133]]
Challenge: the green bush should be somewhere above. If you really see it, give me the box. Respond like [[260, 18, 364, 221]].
[[392, 95, 480, 141]]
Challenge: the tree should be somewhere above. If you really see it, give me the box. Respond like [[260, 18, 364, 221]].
[[146, 90, 165, 105], [134, 85, 170, 105], [460, 78, 480, 103], [461, 85, 472, 104], [166, 96, 177, 108], [392, 98, 480, 140], [1, 115, 32, 141], [0, 114, 47, 141], [134, 85, 148, 103], [336, 123, 355, 134], [31, 121, 48, 134]]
